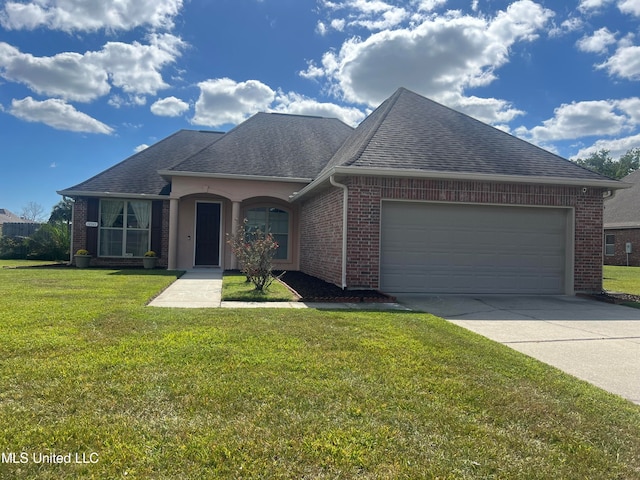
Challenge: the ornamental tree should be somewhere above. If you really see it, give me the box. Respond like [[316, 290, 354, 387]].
[[227, 220, 279, 291]]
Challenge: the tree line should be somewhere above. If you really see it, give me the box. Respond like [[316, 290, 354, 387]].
[[0, 199, 72, 260], [572, 148, 640, 180]]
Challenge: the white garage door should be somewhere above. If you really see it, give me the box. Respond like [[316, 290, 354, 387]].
[[380, 202, 569, 294]]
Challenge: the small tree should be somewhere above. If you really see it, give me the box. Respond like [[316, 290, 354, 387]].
[[227, 221, 279, 291]]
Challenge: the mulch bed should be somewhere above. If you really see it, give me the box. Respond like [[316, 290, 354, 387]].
[[583, 291, 640, 304], [275, 270, 395, 303]]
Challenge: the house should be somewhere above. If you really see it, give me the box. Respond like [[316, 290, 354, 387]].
[[0, 208, 37, 237], [603, 170, 640, 266], [58, 88, 624, 294]]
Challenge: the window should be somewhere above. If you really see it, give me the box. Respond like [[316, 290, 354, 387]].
[[605, 234, 615, 256], [246, 207, 289, 260], [99, 200, 151, 257]]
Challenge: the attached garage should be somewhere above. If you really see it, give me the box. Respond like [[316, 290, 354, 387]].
[[380, 201, 573, 294]]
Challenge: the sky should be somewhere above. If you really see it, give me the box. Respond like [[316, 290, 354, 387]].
[[1, 0, 639, 219]]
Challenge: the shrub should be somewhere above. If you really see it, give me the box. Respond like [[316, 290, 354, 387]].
[[227, 221, 279, 291], [27, 222, 70, 261]]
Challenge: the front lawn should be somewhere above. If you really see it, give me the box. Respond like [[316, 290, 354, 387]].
[[1, 267, 639, 479], [603, 265, 640, 295], [221, 271, 298, 301]]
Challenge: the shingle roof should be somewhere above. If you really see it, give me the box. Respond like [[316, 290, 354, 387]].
[[319, 87, 612, 182], [168, 113, 354, 179], [0, 208, 32, 224], [604, 170, 640, 228], [59, 130, 224, 196]]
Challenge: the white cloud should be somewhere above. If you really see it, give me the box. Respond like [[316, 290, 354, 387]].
[[0, 34, 185, 102], [317, 0, 410, 32], [619, 0, 640, 16], [0, 0, 183, 32], [515, 99, 635, 144], [151, 96, 190, 116], [0, 42, 110, 102], [303, 0, 554, 111], [578, 0, 614, 12], [9, 97, 113, 134], [598, 44, 640, 80], [192, 78, 276, 127], [573, 133, 640, 159], [577, 27, 617, 54], [134, 144, 150, 153], [272, 92, 365, 126]]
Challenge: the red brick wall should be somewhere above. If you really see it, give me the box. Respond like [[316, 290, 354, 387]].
[[299, 177, 605, 293], [299, 187, 344, 286], [70, 197, 169, 268], [604, 229, 640, 266]]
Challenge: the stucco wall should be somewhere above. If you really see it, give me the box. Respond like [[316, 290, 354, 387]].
[[298, 176, 605, 293]]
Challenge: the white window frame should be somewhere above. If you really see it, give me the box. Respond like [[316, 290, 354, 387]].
[[98, 199, 152, 257], [604, 234, 615, 256]]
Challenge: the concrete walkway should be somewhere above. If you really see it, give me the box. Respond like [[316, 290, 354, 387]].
[[148, 269, 408, 310]]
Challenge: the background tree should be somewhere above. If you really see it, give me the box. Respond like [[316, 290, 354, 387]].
[[20, 201, 46, 222], [48, 198, 73, 225], [573, 148, 640, 179]]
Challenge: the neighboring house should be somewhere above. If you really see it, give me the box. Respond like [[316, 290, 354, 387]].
[[58, 88, 623, 295], [0, 208, 37, 237], [603, 170, 640, 266]]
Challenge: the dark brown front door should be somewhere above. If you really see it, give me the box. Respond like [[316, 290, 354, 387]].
[[195, 202, 221, 266]]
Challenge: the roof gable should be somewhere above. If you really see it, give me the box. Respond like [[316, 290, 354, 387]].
[[168, 113, 354, 179], [604, 169, 640, 227], [59, 130, 224, 196], [321, 88, 612, 183]]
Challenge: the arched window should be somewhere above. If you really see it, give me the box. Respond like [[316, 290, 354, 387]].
[[246, 207, 289, 260]]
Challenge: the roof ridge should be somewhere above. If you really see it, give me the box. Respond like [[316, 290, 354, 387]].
[[343, 88, 404, 167]]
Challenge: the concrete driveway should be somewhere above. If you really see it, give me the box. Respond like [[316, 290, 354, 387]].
[[396, 295, 640, 405]]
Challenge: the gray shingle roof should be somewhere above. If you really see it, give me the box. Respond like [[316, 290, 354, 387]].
[[0, 208, 33, 224], [320, 88, 613, 182], [59, 130, 224, 196], [168, 113, 354, 179], [604, 170, 640, 228]]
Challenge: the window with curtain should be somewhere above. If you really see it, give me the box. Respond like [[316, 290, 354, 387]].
[[99, 199, 151, 257], [246, 207, 289, 260]]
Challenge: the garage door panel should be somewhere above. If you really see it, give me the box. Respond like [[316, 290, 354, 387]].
[[380, 202, 568, 294]]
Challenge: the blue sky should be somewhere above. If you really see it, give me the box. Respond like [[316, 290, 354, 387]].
[[1, 0, 639, 218]]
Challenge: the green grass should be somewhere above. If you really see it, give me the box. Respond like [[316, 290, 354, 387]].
[[1, 266, 640, 479], [221, 271, 298, 301], [603, 265, 640, 295]]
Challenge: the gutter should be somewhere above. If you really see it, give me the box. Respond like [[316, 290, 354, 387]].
[[290, 166, 629, 201], [330, 175, 348, 289], [56, 190, 167, 200]]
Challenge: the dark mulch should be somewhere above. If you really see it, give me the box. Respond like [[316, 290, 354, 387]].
[[584, 291, 640, 305], [275, 271, 395, 303]]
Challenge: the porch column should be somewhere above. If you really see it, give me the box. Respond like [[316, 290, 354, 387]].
[[230, 201, 241, 269], [168, 198, 179, 270]]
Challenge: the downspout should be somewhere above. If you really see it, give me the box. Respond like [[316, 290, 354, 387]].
[[66, 196, 74, 266], [330, 175, 348, 289]]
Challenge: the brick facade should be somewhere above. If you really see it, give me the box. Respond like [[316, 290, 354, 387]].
[[299, 187, 344, 286], [604, 228, 640, 266], [71, 197, 169, 268], [299, 176, 605, 293]]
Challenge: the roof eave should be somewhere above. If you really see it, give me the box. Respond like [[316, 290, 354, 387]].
[[290, 166, 629, 201], [158, 169, 312, 184], [56, 190, 167, 199]]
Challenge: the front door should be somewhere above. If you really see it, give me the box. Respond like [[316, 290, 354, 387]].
[[195, 202, 221, 266]]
